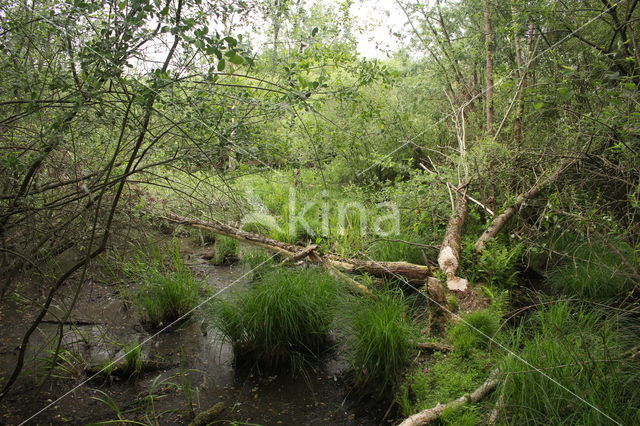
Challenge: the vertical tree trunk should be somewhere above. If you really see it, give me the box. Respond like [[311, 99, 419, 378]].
[[512, 7, 535, 146], [511, 1, 524, 145], [483, 0, 495, 135], [438, 188, 469, 291]]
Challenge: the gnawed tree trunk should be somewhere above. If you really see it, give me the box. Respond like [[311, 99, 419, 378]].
[[162, 213, 435, 283], [399, 369, 499, 426], [475, 157, 577, 252], [438, 186, 470, 291]]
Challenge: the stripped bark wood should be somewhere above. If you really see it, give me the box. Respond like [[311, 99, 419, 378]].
[[475, 158, 576, 253], [438, 186, 470, 291], [399, 369, 500, 426], [162, 214, 434, 293]]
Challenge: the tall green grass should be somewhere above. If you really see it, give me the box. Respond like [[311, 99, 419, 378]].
[[212, 268, 344, 369], [237, 246, 275, 277], [338, 289, 418, 397], [398, 351, 496, 422], [447, 308, 501, 354], [124, 241, 202, 328], [497, 302, 640, 424], [548, 240, 637, 300], [211, 235, 239, 265], [368, 235, 428, 264]]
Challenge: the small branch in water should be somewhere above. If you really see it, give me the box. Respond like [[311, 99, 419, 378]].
[[40, 320, 102, 326]]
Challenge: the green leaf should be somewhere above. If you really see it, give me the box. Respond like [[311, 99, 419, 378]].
[[217, 59, 226, 71], [228, 54, 244, 65], [311, 27, 319, 36]]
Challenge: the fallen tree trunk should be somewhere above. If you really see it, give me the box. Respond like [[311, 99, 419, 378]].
[[162, 213, 435, 283], [475, 158, 576, 252], [399, 369, 499, 426]]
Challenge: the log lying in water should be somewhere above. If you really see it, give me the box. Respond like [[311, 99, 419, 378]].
[[162, 213, 435, 283]]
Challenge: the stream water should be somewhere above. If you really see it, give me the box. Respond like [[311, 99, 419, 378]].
[[0, 251, 391, 425]]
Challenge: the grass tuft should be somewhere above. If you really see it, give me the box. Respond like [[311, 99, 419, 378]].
[[212, 267, 343, 369], [211, 235, 239, 265], [124, 241, 202, 328], [498, 302, 640, 424], [447, 309, 501, 354], [339, 289, 418, 398], [548, 240, 637, 300], [238, 246, 275, 277]]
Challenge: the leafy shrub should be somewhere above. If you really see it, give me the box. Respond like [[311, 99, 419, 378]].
[[339, 289, 418, 397], [212, 268, 343, 369], [498, 303, 640, 424], [448, 309, 501, 354], [463, 239, 522, 288]]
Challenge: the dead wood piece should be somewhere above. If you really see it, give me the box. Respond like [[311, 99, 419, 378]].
[[85, 359, 171, 378], [41, 319, 101, 326], [191, 402, 226, 426], [438, 187, 470, 291], [399, 369, 500, 426], [425, 277, 450, 334], [415, 341, 453, 352], [281, 244, 319, 265], [161, 213, 434, 283]]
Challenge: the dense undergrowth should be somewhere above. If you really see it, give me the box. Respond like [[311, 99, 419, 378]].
[[2, 1, 639, 422]]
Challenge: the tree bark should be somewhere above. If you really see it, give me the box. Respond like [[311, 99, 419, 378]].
[[483, 0, 495, 134], [437, 187, 469, 291]]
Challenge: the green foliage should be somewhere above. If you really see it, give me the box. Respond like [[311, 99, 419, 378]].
[[398, 351, 496, 418], [121, 342, 143, 379], [498, 303, 640, 425], [237, 246, 275, 277], [447, 309, 501, 354], [38, 346, 86, 380], [368, 236, 426, 264], [338, 289, 418, 397], [211, 235, 239, 265], [125, 241, 202, 328], [463, 239, 522, 288], [441, 405, 480, 426], [548, 240, 637, 300], [212, 268, 343, 369]]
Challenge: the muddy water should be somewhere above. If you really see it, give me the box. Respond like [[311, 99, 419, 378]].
[[0, 255, 391, 425]]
